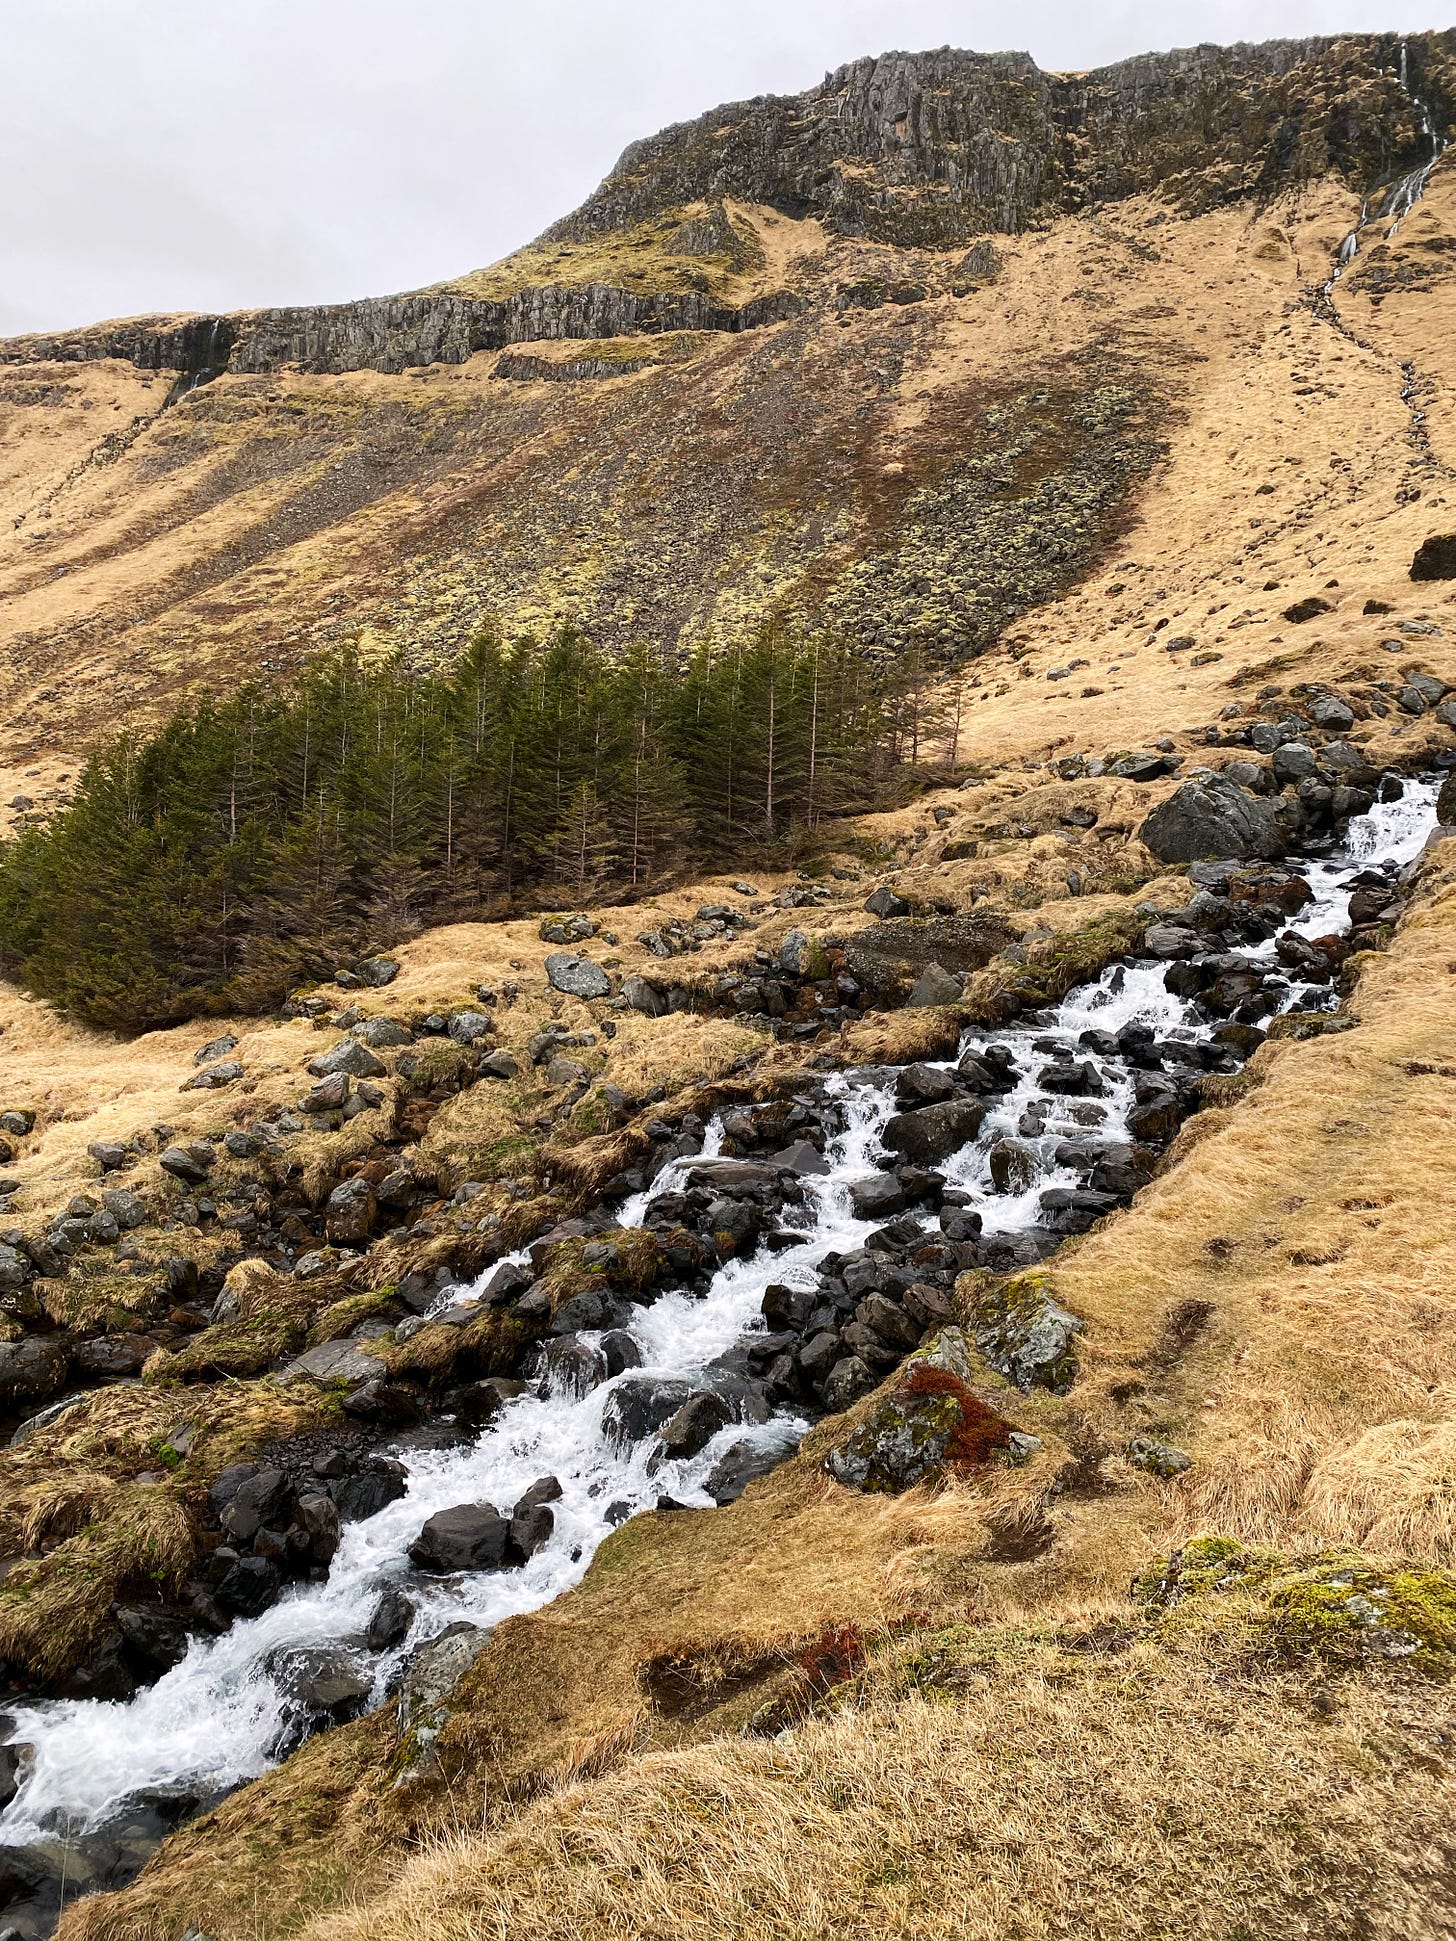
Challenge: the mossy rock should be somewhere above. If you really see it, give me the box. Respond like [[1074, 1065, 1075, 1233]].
[[1135, 1537, 1456, 1677], [825, 1329, 1017, 1493], [963, 1268, 1083, 1392]]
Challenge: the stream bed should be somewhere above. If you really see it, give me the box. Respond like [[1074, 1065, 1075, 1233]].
[[0, 780, 1440, 1932]]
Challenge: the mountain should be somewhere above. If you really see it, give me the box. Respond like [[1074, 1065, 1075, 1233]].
[[3, 32, 1456, 1941], [0, 32, 1452, 803]]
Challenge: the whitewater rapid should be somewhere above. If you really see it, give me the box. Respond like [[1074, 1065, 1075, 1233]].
[[0, 783, 1438, 1847]]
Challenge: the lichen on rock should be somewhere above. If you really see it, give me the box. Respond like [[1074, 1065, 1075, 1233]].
[[825, 1327, 1016, 1492]]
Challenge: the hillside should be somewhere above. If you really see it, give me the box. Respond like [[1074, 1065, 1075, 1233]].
[[2, 28, 1456, 1941]]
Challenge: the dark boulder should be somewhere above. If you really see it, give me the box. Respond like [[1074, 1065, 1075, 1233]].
[[1411, 533, 1456, 581], [114, 1605, 194, 1676], [215, 1555, 282, 1618], [601, 1376, 696, 1447], [366, 1586, 415, 1650], [1139, 776, 1286, 863], [703, 1436, 789, 1504], [329, 1456, 408, 1523], [509, 1477, 563, 1559], [658, 1390, 733, 1458], [849, 1173, 907, 1219], [0, 1337, 69, 1409], [408, 1503, 514, 1573], [219, 1468, 291, 1543], [881, 1099, 985, 1165]]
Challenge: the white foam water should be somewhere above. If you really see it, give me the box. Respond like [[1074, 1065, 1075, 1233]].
[[0, 783, 1439, 1851]]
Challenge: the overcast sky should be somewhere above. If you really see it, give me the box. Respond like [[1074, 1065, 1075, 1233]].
[[0, 0, 1430, 334]]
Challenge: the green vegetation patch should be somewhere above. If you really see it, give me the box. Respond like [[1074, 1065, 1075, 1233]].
[[1135, 1536, 1456, 1676]]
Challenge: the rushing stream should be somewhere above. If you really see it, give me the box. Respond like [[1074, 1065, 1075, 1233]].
[[0, 782, 1440, 1898]]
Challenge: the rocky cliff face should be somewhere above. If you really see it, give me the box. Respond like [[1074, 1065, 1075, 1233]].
[[3, 35, 1452, 381], [556, 33, 1456, 247], [2, 287, 803, 381]]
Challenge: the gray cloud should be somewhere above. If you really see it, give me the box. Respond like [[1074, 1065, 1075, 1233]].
[[0, 0, 1407, 333]]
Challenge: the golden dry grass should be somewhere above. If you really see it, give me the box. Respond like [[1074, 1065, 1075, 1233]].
[[298, 1643, 1456, 1941], [19, 155, 1456, 1941]]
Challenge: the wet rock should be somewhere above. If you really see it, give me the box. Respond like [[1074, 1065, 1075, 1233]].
[[329, 1456, 408, 1523], [602, 1376, 696, 1446], [825, 1329, 1013, 1492], [0, 1338, 68, 1409], [601, 1331, 642, 1377], [1126, 1437, 1193, 1477], [849, 1174, 907, 1219], [549, 1287, 633, 1336], [765, 1140, 831, 1176], [703, 1436, 788, 1504], [543, 1332, 609, 1394], [294, 1493, 342, 1566], [274, 1646, 371, 1724], [1039, 1186, 1119, 1233], [215, 1555, 282, 1617], [988, 1138, 1037, 1193], [881, 1099, 985, 1165], [1139, 775, 1287, 863], [762, 1281, 816, 1330], [509, 1477, 563, 1558], [366, 1586, 414, 1651], [307, 1039, 387, 1080], [409, 1503, 514, 1572], [545, 952, 611, 1000], [896, 1063, 956, 1106], [658, 1390, 733, 1458], [968, 1271, 1083, 1392], [1143, 923, 1202, 960], [114, 1605, 194, 1676], [0, 1741, 21, 1812]]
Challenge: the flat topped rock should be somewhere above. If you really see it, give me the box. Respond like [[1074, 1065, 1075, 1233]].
[[544, 952, 611, 1000], [279, 1338, 384, 1387]]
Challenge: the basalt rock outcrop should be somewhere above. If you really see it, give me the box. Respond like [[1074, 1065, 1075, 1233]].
[[555, 34, 1456, 249]]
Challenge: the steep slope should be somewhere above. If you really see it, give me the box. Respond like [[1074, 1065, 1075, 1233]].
[[0, 32, 1453, 816]]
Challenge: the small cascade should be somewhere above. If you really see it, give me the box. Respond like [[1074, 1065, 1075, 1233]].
[[0, 785, 1441, 1929], [1326, 40, 1449, 292]]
